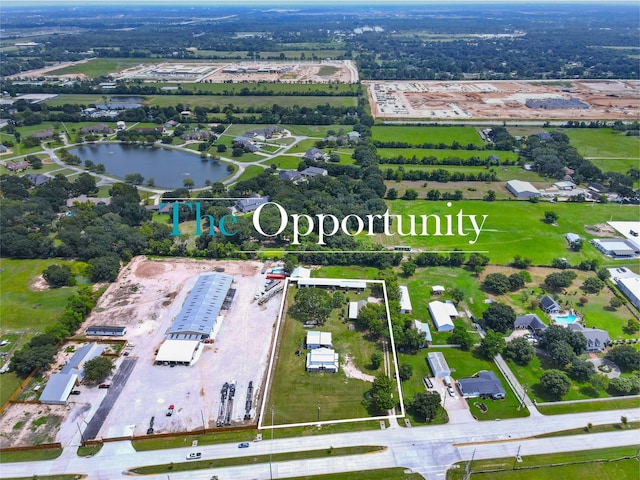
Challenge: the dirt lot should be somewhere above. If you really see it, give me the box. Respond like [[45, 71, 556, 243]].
[[1, 256, 284, 447], [366, 80, 640, 120]]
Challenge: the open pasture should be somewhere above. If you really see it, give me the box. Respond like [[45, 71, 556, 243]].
[[372, 126, 485, 146]]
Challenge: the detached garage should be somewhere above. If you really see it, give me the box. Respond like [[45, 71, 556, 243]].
[[155, 339, 201, 366]]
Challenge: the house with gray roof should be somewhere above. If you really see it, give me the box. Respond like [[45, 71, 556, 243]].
[[300, 166, 328, 178], [457, 371, 506, 399], [236, 195, 270, 213], [567, 324, 611, 353], [514, 314, 548, 335], [278, 170, 302, 182], [24, 173, 50, 186], [539, 295, 561, 314], [303, 148, 328, 162]]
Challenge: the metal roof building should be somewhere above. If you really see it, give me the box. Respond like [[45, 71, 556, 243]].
[[155, 340, 202, 365], [306, 331, 333, 350], [39, 373, 78, 405], [306, 348, 339, 373], [427, 351, 451, 378], [428, 301, 458, 332], [167, 273, 233, 340], [399, 286, 413, 314], [506, 180, 540, 199], [60, 342, 104, 381]]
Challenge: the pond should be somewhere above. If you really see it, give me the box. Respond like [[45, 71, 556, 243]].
[[69, 143, 230, 189]]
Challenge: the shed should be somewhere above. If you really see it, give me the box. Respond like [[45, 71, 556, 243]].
[[306, 331, 333, 350], [412, 320, 432, 346], [506, 180, 540, 199], [348, 300, 367, 320], [399, 286, 413, 314], [565, 233, 581, 245], [86, 326, 127, 337], [290, 266, 311, 279], [427, 351, 450, 378], [294, 278, 366, 290], [432, 285, 445, 295]]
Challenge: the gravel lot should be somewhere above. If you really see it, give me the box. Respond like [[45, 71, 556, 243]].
[[56, 256, 283, 442]]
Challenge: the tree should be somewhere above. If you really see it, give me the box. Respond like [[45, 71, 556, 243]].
[[503, 337, 535, 366], [539, 369, 571, 399], [450, 288, 464, 305], [332, 291, 345, 309], [609, 297, 623, 310], [83, 356, 114, 383], [370, 351, 383, 369], [399, 363, 413, 381], [548, 340, 576, 369], [544, 271, 576, 291], [402, 189, 418, 200], [569, 238, 583, 251], [508, 273, 525, 291], [408, 391, 441, 421], [597, 268, 611, 281], [623, 318, 638, 334], [292, 288, 333, 325], [606, 345, 640, 372], [401, 260, 416, 277], [608, 376, 640, 396], [370, 375, 395, 412], [511, 255, 531, 269], [582, 277, 605, 294], [482, 302, 516, 333], [540, 324, 586, 356], [87, 255, 121, 282], [544, 211, 559, 224], [183, 177, 195, 189], [483, 190, 496, 201], [387, 188, 398, 200], [124, 173, 144, 185], [568, 358, 596, 382], [449, 325, 473, 350], [483, 273, 511, 295], [42, 264, 75, 288], [11, 344, 57, 377], [477, 329, 506, 359]]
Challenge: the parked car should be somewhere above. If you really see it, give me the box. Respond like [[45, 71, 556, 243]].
[[70, 390, 81, 395], [186, 452, 201, 460], [166, 404, 175, 416], [238, 442, 250, 448], [447, 386, 456, 397], [98, 384, 110, 389]]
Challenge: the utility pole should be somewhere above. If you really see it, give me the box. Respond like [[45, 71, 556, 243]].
[[513, 444, 522, 470], [317, 401, 320, 423], [201, 410, 206, 434], [465, 448, 475, 480], [76, 421, 85, 445]]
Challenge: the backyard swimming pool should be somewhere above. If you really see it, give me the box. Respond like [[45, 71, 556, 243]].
[[553, 313, 579, 324]]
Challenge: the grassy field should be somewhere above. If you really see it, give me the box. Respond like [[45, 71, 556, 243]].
[[563, 128, 640, 159], [377, 148, 517, 162], [268, 155, 305, 170], [265, 286, 392, 426], [372, 126, 486, 146], [382, 164, 547, 184], [150, 95, 357, 109], [47, 58, 159, 78], [536, 397, 640, 415], [448, 446, 639, 480], [234, 165, 266, 183], [379, 201, 639, 265], [0, 258, 90, 332], [152, 81, 358, 96]]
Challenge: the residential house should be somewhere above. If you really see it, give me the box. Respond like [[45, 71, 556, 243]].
[[300, 166, 328, 179], [457, 371, 506, 399], [24, 173, 50, 186], [278, 170, 302, 182], [567, 323, 611, 352], [539, 295, 561, 314], [5, 161, 29, 172], [236, 195, 270, 213], [303, 148, 328, 162], [514, 314, 548, 335]]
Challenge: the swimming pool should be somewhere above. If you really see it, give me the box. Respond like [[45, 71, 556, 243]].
[[553, 314, 579, 324]]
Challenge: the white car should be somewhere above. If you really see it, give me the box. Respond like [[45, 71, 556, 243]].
[[186, 452, 202, 460], [447, 386, 456, 397]]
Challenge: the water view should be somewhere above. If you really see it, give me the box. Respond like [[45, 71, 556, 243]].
[[70, 143, 230, 189]]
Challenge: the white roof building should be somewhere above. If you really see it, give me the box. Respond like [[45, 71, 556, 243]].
[[432, 285, 445, 294], [290, 266, 311, 279], [399, 286, 413, 314], [39, 373, 78, 405], [506, 180, 540, 199], [155, 339, 201, 366], [306, 331, 333, 349], [306, 348, 339, 373], [428, 301, 458, 332], [427, 351, 451, 378], [348, 300, 367, 320], [616, 277, 640, 310]]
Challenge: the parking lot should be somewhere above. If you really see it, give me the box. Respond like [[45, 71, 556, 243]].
[[59, 257, 283, 440]]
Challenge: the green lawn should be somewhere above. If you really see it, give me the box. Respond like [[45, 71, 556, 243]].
[[563, 128, 640, 160], [377, 148, 517, 162], [149, 95, 357, 109], [265, 286, 392, 425], [536, 396, 640, 415], [286, 468, 425, 480], [269, 155, 305, 170], [380, 201, 639, 265], [448, 446, 639, 480], [234, 165, 266, 183], [47, 58, 159, 78], [0, 258, 91, 332], [372, 126, 486, 146]]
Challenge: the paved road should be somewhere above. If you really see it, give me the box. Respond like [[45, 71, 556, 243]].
[[2, 407, 637, 479]]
